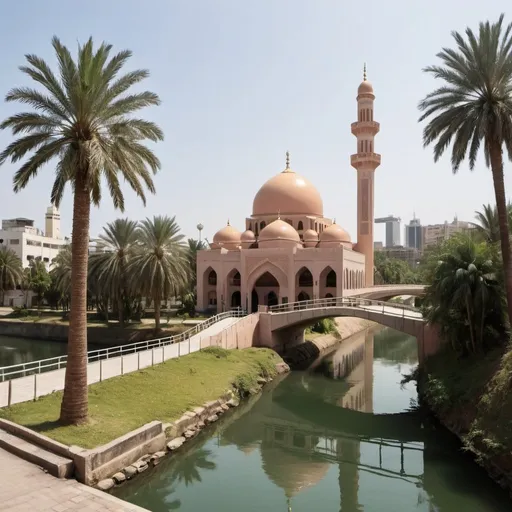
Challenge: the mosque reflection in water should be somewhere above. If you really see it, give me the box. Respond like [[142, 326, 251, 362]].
[[115, 327, 511, 512]]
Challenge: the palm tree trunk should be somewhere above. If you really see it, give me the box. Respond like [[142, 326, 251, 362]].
[[490, 143, 512, 324], [60, 175, 90, 425], [118, 296, 124, 328], [465, 297, 476, 354], [154, 295, 161, 333]]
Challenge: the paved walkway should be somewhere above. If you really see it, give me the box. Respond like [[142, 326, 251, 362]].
[[0, 448, 147, 511]]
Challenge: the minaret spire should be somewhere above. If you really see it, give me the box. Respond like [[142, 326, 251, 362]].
[[285, 151, 290, 170], [351, 70, 380, 287]]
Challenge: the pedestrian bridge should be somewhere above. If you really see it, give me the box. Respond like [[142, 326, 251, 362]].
[[345, 284, 426, 301], [257, 295, 440, 363]]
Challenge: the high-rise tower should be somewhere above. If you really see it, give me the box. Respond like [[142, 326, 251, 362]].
[[351, 65, 381, 286]]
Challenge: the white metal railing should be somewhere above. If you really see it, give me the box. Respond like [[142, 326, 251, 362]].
[[0, 308, 246, 382], [268, 296, 421, 318]]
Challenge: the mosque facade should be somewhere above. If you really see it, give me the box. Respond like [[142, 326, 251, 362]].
[[196, 70, 380, 313]]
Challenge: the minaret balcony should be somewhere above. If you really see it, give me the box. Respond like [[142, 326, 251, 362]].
[[350, 152, 381, 169], [351, 121, 380, 136]]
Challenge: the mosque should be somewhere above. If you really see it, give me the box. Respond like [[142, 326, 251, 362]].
[[196, 68, 380, 313]]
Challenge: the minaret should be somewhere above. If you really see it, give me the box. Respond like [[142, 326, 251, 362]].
[[351, 64, 380, 286]]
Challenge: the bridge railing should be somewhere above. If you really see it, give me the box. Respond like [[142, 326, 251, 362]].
[[0, 308, 247, 382], [268, 296, 420, 318]]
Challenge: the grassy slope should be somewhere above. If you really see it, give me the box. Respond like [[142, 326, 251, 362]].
[[0, 347, 280, 449], [423, 345, 512, 460]]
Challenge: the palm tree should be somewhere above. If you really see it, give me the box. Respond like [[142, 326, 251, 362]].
[[89, 219, 139, 327], [0, 246, 24, 306], [27, 258, 51, 314], [418, 14, 512, 324], [473, 204, 501, 244], [130, 216, 188, 332], [0, 37, 163, 425], [51, 244, 72, 299], [171, 448, 216, 486]]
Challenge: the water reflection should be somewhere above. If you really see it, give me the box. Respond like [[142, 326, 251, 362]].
[[0, 335, 100, 368], [115, 327, 511, 512]]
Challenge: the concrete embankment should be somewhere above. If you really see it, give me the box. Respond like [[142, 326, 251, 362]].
[[284, 317, 375, 368]]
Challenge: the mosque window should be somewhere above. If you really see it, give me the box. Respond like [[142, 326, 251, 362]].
[[285, 219, 293, 226], [370, 141, 373, 152], [366, 108, 370, 121], [255, 224, 259, 235], [298, 268, 313, 287], [208, 270, 217, 286], [260, 221, 266, 230], [298, 221, 304, 231], [370, 109, 373, 121], [208, 291, 217, 306], [248, 222, 252, 231]]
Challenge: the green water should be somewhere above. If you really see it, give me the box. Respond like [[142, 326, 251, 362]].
[[0, 335, 101, 369], [113, 328, 512, 511]]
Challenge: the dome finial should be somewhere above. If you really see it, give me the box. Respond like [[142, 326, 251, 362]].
[[227, 219, 230, 226], [333, 218, 336, 224], [285, 151, 290, 169], [277, 209, 281, 220], [363, 62, 367, 81]]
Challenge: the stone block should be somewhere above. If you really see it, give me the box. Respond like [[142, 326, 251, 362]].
[[221, 403, 230, 412], [193, 406, 206, 417], [132, 460, 148, 473], [167, 437, 186, 451], [97, 478, 115, 491], [226, 398, 239, 408], [205, 414, 218, 424], [123, 466, 137, 479], [112, 472, 126, 484], [150, 451, 167, 466], [183, 430, 196, 440]]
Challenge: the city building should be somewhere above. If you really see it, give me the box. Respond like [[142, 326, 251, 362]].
[[0, 206, 67, 307], [197, 69, 380, 312], [381, 246, 422, 268], [375, 215, 401, 247], [405, 217, 423, 251], [423, 217, 475, 249]]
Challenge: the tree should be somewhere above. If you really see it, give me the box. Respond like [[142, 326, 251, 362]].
[[0, 246, 24, 306], [28, 258, 52, 313], [130, 216, 188, 332], [51, 244, 72, 302], [472, 204, 501, 244], [0, 37, 163, 425], [422, 234, 506, 354], [418, 14, 512, 325], [89, 218, 139, 327]]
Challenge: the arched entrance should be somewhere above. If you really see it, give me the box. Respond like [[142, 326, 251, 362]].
[[251, 271, 280, 311], [298, 291, 310, 302], [231, 291, 241, 308], [296, 266, 313, 301], [320, 266, 337, 298], [251, 289, 259, 313], [202, 267, 217, 311]]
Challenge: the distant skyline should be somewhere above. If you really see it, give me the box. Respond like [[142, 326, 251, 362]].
[[0, 0, 510, 245]]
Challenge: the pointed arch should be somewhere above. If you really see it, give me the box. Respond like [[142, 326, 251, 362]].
[[296, 266, 313, 288]]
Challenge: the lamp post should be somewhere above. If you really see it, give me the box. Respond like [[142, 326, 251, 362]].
[[197, 223, 204, 242]]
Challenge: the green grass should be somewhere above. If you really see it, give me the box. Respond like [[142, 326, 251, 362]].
[[0, 347, 281, 449]]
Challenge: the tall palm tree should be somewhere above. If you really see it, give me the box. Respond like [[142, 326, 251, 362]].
[[89, 218, 139, 327], [27, 257, 51, 313], [130, 216, 188, 332], [0, 37, 163, 425], [0, 246, 24, 306], [418, 14, 512, 324]]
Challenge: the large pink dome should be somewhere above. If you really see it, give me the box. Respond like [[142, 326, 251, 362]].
[[252, 168, 323, 217]]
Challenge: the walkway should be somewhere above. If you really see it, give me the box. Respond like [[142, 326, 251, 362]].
[[0, 315, 243, 407], [0, 447, 147, 511]]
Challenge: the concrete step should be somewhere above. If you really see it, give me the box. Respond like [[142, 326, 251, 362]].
[[0, 428, 74, 478]]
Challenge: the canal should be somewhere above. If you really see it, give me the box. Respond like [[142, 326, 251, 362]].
[[0, 335, 101, 370], [113, 327, 512, 511]]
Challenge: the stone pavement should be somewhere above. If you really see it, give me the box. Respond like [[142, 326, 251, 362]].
[[0, 447, 148, 512]]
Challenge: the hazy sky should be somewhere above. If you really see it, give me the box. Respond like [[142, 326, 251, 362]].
[[0, 0, 510, 245]]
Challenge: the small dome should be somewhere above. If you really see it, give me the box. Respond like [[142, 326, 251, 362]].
[[319, 223, 351, 244], [252, 155, 323, 217], [259, 219, 300, 243], [303, 229, 319, 241], [241, 229, 256, 241], [358, 79, 374, 95], [303, 229, 319, 248], [212, 222, 241, 250], [240, 229, 256, 249]]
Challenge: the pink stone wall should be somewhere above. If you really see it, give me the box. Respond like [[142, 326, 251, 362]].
[[208, 313, 260, 349]]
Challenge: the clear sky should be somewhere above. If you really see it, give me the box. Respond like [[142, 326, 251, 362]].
[[0, 0, 510, 245]]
